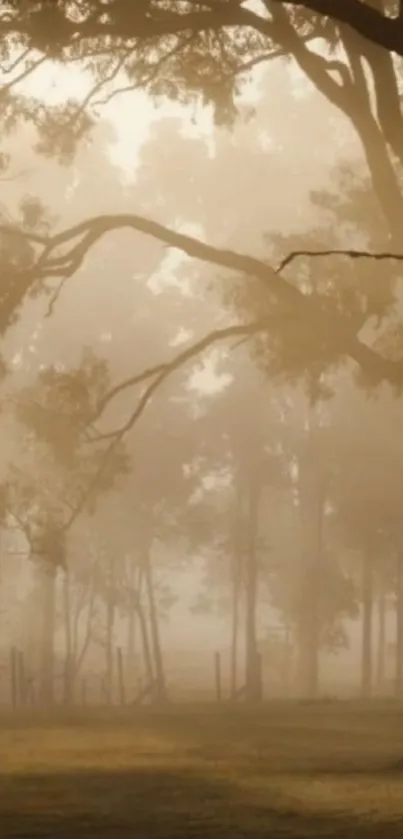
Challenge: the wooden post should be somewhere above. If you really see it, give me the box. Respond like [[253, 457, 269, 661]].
[[17, 650, 26, 707], [10, 647, 17, 709], [214, 652, 222, 702], [117, 647, 125, 706]]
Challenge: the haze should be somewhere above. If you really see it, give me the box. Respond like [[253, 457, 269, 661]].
[[1, 3, 403, 837]]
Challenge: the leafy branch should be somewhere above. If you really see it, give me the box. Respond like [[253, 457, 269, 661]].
[[4, 211, 403, 386]]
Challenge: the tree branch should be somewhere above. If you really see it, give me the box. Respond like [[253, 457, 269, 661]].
[[64, 320, 266, 531], [11, 210, 403, 386], [277, 247, 403, 272], [272, 1, 403, 56], [92, 320, 267, 437]]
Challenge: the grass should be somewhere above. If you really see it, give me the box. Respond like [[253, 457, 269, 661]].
[[2, 701, 403, 836]]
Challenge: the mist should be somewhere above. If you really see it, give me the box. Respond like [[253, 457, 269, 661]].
[[1, 3, 403, 837]]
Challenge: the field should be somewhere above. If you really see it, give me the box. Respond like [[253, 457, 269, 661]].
[[2, 702, 403, 837]]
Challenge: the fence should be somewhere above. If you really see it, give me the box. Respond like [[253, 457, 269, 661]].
[[0, 644, 295, 708]]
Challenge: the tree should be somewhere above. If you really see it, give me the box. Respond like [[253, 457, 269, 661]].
[[0, 1, 403, 409], [2, 348, 129, 704], [0, 6, 400, 323], [3, 0, 403, 708]]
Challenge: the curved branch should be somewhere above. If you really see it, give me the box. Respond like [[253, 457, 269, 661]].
[[92, 320, 267, 435], [64, 320, 266, 530], [13, 210, 403, 385]]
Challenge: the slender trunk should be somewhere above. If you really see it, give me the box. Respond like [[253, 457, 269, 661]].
[[126, 561, 138, 691], [395, 552, 403, 696], [305, 487, 325, 700], [230, 558, 241, 698], [230, 489, 243, 698], [361, 553, 374, 698], [137, 594, 154, 687], [296, 424, 324, 700], [244, 478, 261, 701], [74, 580, 96, 676], [142, 549, 167, 702], [62, 570, 74, 705], [126, 604, 136, 689], [40, 564, 56, 707], [105, 559, 115, 706], [0, 532, 2, 647], [376, 585, 386, 692]]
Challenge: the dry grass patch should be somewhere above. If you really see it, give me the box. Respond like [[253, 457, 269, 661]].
[[1, 702, 403, 837]]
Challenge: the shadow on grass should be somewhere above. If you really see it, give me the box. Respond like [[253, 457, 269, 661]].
[[1, 766, 403, 838]]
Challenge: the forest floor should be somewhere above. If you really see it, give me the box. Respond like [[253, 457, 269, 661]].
[[1, 701, 403, 837]]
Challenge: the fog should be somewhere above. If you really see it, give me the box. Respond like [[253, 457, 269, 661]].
[[0, 5, 402, 718]]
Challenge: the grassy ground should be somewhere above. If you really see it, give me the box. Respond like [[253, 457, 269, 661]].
[[2, 701, 403, 837]]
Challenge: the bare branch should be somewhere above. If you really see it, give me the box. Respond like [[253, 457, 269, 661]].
[[93, 32, 197, 108], [64, 320, 265, 531], [92, 320, 266, 433], [277, 248, 403, 273], [0, 54, 48, 95], [67, 47, 135, 124]]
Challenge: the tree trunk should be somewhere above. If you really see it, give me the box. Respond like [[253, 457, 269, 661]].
[[74, 577, 96, 679], [296, 432, 324, 700], [244, 478, 262, 701], [230, 488, 243, 698], [105, 559, 115, 706], [376, 585, 386, 693], [395, 552, 403, 696], [137, 594, 154, 688], [304, 487, 325, 701], [280, 16, 403, 243], [126, 560, 139, 692], [62, 570, 74, 705], [361, 554, 374, 698], [40, 564, 56, 707], [142, 548, 167, 702]]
